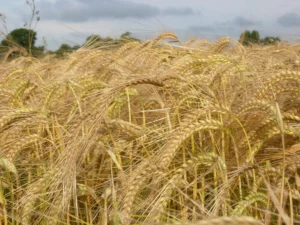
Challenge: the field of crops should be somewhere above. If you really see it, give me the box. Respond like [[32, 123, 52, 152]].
[[0, 33, 300, 225]]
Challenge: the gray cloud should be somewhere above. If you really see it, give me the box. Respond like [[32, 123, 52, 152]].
[[188, 25, 214, 32], [277, 12, 300, 27], [184, 21, 247, 42], [38, 0, 159, 22], [37, 0, 197, 22], [233, 16, 260, 26], [162, 7, 198, 16]]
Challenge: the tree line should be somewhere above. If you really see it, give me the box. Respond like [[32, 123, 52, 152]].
[[0, 28, 141, 58], [239, 30, 281, 46], [1, 27, 282, 60]]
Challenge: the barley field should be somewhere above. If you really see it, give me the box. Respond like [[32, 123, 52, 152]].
[[0, 33, 300, 225]]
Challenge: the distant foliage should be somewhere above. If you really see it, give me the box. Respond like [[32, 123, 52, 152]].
[[0, 28, 45, 60], [239, 30, 280, 46], [82, 32, 140, 49], [85, 34, 103, 44], [120, 31, 140, 42], [261, 36, 281, 45], [55, 44, 74, 56], [239, 30, 260, 45], [1, 28, 37, 49], [31, 45, 45, 57]]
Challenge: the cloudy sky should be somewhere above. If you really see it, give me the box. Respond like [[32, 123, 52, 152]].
[[1, 0, 300, 50]]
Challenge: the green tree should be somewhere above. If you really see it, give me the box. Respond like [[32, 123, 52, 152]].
[[261, 36, 281, 45], [239, 30, 249, 45], [120, 31, 140, 42], [30, 45, 44, 58], [239, 30, 281, 46], [120, 32, 132, 39], [250, 30, 260, 43], [86, 35, 103, 43], [103, 36, 114, 42], [55, 43, 73, 56], [1, 28, 37, 49], [83, 35, 103, 47], [239, 30, 260, 45], [72, 45, 80, 51]]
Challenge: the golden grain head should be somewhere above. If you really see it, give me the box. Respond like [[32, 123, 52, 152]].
[[0, 33, 299, 225]]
